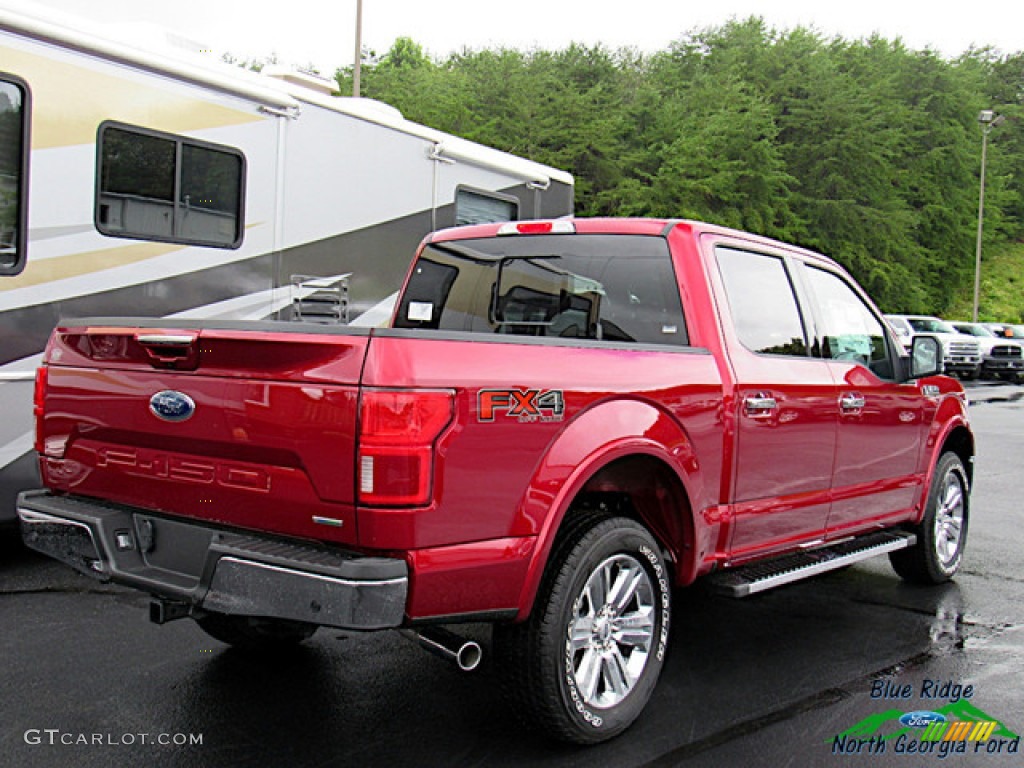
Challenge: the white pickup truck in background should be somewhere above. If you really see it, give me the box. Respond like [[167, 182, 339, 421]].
[[885, 314, 983, 380]]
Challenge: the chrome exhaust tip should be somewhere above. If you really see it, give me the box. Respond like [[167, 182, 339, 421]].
[[400, 627, 482, 672]]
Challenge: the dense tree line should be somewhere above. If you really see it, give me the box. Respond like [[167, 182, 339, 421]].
[[334, 18, 1023, 314]]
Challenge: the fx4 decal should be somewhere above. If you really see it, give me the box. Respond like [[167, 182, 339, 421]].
[[478, 389, 565, 423]]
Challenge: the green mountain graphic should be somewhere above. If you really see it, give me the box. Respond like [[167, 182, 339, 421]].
[[832, 700, 1020, 743], [834, 709, 906, 740]]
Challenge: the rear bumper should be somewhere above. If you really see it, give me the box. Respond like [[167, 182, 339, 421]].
[[17, 490, 408, 630]]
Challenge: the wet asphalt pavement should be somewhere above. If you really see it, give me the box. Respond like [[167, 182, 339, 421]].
[[1, 380, 1022, 768]]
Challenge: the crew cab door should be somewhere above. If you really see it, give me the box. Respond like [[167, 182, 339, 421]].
[[797, 264, 927, 533], [712, 244, 836, 557]]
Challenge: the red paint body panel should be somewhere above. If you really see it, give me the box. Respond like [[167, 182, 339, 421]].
[[40, 329, 369, 545], [35, 218, 972, 623], [358, 334, 723, 552], [405, 537, 536, 619], [824, 361, 928, 533]]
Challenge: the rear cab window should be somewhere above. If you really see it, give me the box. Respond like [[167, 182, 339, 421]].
[[395, 234, 688, 346]]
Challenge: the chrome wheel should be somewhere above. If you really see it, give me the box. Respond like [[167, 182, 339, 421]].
[[890, 451, 970, 584], [934, 468, 965, 567], [495, 515, 669, 743], [568, 553, 656, 709]]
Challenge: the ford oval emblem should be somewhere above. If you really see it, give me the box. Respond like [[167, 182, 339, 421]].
[[149, 390, 196, 423], [899, 711, 947, 729]]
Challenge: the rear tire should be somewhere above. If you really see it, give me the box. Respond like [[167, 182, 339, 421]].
[[494, 516, 671, 744], [196, 613, 318, 650], [889, 452, 969, 584]]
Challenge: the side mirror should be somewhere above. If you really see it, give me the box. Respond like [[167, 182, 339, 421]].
[[910, 335, 942, 379]]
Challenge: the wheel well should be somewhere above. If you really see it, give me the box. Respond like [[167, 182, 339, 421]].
[[561, 455, 694, 585], [941, 426, 975, 485]]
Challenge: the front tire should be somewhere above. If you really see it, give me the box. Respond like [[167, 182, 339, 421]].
[[889, 452, 969, 584], [494, 516, 671, 744]]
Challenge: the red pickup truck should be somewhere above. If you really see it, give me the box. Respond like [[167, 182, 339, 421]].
[[19, 218, 972, 744]]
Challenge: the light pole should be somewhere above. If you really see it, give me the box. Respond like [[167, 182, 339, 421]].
[[973, 109, 1005, 322], [353, 0, 363, 97]]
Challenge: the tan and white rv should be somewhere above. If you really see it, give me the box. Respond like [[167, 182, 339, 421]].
[[0, 2, 573, 522]]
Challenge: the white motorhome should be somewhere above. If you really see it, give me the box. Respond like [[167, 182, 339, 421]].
[[0, 3, 573, 522]]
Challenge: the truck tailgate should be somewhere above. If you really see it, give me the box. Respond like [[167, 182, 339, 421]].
[[37, 321, 370, 546]]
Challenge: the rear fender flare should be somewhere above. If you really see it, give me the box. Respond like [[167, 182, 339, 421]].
[[512, 399, 702, 621]]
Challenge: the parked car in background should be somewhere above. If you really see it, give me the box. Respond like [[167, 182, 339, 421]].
[[885, 315, 982, 379], [984, 323, 1024, 342], [950, 322, 1024, 382], [885, 315, 915, 352], [983, 323, 1012, 338]]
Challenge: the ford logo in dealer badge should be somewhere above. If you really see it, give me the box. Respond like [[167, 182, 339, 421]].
[[149, 390, 196, 423], [898, 711, 947, 729]]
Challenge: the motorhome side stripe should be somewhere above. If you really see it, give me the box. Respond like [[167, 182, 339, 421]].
[[0, 241, 183, 291], [1, 44, 264, 150], [0, 221, 265, 295], [0, 205, 430, 366]]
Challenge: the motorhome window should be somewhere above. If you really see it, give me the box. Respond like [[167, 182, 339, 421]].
[[0, 75, 29, 276], [716, 246, 809, 357], [394, 235, 688, 346], [455, 188, 519, 225], [97, 123, 244, 248]]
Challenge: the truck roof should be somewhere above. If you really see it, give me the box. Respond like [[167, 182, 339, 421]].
[[427, 218, 841, 268]]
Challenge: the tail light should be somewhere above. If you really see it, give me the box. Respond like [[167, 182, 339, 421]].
[[33, 365, 48, 455], [358, 389, 454, 507]]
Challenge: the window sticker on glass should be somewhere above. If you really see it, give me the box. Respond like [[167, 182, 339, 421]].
[[408, 301, 434, 322]]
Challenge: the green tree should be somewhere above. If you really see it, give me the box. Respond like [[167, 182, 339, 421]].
[[323, 21, 1024, 317]]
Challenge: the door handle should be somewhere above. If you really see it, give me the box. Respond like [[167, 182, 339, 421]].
[[135, 333, 199, 369], [840, 393, 866, 412], [744, 395, 778, 416]]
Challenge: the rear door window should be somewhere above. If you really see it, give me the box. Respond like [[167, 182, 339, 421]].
[[715, 246, 809, 356]]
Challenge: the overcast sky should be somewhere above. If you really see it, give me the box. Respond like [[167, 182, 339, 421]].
[[7, 0, 1024, 75]]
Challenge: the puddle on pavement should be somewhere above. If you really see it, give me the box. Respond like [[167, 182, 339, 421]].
[[930, 603, 965, 653]]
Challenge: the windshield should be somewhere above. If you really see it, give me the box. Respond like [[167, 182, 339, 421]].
[[954, 324, 993, 338], [884, 316, 911, 334], [907, 317, 955, 334]]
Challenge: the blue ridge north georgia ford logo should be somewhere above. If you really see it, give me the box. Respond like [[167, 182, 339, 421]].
[[149, 390, 196, 423]]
